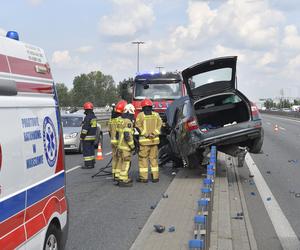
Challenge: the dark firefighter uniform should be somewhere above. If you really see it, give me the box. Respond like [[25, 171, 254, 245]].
[[135, 99, 162, 182], [117, 104, 135, 187], [81, 102, 97, 169], [108, 100, 127, 179]]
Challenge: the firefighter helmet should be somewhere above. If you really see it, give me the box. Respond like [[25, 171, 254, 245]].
[[141, 98, 153, 108], [123, 104, 135, 114], [115, 100, 128, 113], [83, 102, 94, 110]]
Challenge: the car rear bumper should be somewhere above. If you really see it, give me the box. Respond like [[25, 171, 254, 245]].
[[185, 125, 262, 156]]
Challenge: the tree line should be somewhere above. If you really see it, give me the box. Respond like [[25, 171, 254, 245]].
[[56, 71, 133, 107], [264, 99, 300, 109]]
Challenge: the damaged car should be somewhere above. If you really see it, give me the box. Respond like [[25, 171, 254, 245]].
[[160, 56, 264, 168]]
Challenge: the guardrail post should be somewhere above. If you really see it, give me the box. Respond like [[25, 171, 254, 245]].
[[189, 239, 204, 250]]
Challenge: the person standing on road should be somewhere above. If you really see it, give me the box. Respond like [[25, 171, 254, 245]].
[[108, 100, 127, 180], [80, 102, 97, 169], [117, 103, 136, 187], [135, 98, 162, 183]]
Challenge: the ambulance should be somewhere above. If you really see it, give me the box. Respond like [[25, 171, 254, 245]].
[[0, 32, 68, 249]]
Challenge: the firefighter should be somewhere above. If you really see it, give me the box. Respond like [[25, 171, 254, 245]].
[[80, 102, 97, 169], [135, 98, 162, 182], [117, 103, 135, 187], [108, 100, 127, 180]]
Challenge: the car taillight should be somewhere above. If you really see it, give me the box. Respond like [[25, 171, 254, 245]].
[[185, 117, 199, 131], [251, 102, 260, 120]]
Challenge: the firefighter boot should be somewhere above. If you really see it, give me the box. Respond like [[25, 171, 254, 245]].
[[119, 178, 133, 187]]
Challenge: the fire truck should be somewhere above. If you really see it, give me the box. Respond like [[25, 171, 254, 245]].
[[132, 71, 186, 120]]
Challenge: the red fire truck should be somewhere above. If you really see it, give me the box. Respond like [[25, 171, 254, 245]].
[[132, 71, 186, 120]]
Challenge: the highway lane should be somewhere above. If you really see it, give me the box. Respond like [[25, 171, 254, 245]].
[[64, 133, 175, 250], [239, 113, 300, 249]]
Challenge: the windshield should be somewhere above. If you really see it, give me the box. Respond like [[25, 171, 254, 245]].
[[134, 81, 182, 100], [189, 68, 232, 89], [61, 116, 83, 127]]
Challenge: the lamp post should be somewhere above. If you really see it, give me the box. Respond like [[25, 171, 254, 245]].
[[132, 41, 145, 74], [156, 66, 164, 73]]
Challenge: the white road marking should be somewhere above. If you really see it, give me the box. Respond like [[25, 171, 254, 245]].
[[105, 151, 112, 156], [245, 153, 300, 249], [279, 126, 286, 131], [66, 165, 81, 173]]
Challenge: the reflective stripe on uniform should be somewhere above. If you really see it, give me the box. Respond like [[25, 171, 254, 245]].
[[84, 135, 96, 140], [151, 166, 159, 172], [119, 145, 131, 151], [81, 129, 88, 134], [84, 156, 95, 161], [139, 167, 148, 173]]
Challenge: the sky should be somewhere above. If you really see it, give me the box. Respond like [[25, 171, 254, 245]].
[[1, 0, 300, 101]]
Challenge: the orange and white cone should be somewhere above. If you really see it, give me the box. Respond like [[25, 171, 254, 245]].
[[96, 143, 103, 160], [274, 124, 279, 132]]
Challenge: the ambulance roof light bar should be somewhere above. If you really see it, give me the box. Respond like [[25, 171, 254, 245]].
[[6, 31, 19, 41]]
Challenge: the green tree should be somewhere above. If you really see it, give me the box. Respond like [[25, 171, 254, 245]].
[[118, 78, 133, 103], [71, 71, 119, 107], [264, 99, 275, 109], [56, 83, 70, 107]]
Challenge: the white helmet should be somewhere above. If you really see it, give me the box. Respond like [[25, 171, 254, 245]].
[[123, 103, 135, 114]]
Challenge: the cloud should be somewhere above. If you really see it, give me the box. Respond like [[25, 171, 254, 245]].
[[27, 0, 43, 6], [76, 46, 93, 53], [283, 25, 300, 50], [52, 50, 72, 65], [98, 0, 155, 38]]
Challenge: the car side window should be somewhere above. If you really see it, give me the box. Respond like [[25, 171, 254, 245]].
[[182, 102, 189, 117]]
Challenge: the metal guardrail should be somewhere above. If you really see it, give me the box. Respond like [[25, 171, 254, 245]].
[[260, 110, 300, 119], [189, 146, 217, 250]]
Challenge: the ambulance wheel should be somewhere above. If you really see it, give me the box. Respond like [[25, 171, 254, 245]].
[[43, 222, 62, 250]]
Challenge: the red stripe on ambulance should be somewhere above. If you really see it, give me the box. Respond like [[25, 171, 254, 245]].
[[0, 211, 25, 238], [0, 54, 10, 73], [16, 82, 53, 94], [7, 56, 52, 79], [55, 134, 65, 173], [0, 225, 26, 250]]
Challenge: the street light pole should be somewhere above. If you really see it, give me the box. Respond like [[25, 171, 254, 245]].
[[156, 66, 164, 73], [132, 41, 145, 74]]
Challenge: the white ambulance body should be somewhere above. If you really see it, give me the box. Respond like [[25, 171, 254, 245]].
[[0, 32, 68, 249]]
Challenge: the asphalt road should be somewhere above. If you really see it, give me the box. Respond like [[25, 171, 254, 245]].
[[238, 113, 300, 250], [64, 133, 175, 250], [64, 113, 300, 249]]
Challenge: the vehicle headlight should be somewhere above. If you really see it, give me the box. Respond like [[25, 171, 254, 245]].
[[65, 132, 78, 139]]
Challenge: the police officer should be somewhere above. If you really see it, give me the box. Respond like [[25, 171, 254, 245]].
[[108, 100, 127, 180], [80, 102, 97, 169], [135, 98, 162, 182], [117, 103, 135, 187]]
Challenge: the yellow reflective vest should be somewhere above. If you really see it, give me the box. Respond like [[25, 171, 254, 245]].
[[135, 112, 162, 146], [108, 116, 121, 146], [117, 118, 135, 152]]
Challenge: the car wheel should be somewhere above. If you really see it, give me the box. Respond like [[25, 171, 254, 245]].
[[248, 128, 264, 153], [43, 222, 62, 250]]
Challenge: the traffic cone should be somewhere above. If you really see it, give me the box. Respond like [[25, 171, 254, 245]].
[[274, 124, 279, 132], [96, 142, 103, 160]]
